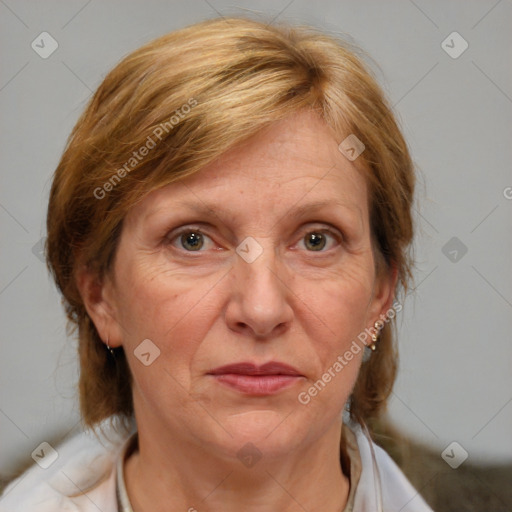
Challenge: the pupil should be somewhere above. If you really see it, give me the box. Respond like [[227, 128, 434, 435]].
[[307, 233, 325, 251], [182, 232, 203, 250]]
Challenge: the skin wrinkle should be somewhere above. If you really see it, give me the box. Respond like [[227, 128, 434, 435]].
[[143, 197, 365, 250], [85, 110, 396, 512]]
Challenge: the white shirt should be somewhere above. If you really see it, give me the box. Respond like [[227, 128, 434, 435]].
[[0, 418, 433, 511]]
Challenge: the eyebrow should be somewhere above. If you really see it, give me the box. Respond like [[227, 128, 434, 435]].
[[144, 199, 362, 227], [280, 200, 362, 221]]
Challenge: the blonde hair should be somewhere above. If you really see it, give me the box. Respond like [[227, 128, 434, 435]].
[[46, 17, 415, 429]]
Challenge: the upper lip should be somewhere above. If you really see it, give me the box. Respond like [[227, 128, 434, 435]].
[[208, 362, 302, 376]]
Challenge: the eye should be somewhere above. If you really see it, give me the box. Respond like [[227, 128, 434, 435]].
[[168, 228, 214, 252], [300, 229, 340, 252]]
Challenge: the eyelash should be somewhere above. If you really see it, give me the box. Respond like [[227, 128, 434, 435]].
[[166, 225, 343, 253]]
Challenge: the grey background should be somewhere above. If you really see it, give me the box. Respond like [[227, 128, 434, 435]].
[[1, 0, 511, 481]]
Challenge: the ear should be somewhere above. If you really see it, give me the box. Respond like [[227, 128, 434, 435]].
[[75, 264, 124, 348], [367, 261, 399, 328]]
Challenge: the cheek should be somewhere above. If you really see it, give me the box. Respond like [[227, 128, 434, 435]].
[[294, 275, 371, 415], [115, 269, 223, 415], [300, 257, 375, 353], [114, 258, 220, 370]]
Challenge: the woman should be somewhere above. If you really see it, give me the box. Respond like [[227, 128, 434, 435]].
[[0, 17, 432, 511]]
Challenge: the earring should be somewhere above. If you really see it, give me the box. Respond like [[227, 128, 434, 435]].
[[369, 332, 378, 352], [106, 337, 115, 357], [370, 320, 384, 350], [363, 321, 383, 361]]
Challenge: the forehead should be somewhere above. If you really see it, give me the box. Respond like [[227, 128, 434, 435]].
[[186, 110, 364, 186], [133, 110, 368, 226]]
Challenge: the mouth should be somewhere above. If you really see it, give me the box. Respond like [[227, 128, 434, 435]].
[[207, 362, 304, 396]]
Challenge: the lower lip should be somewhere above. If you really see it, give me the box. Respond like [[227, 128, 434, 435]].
[[212, 374, 302, 395]]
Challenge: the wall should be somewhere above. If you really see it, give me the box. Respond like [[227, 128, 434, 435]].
[[1, 0, 510, 484]]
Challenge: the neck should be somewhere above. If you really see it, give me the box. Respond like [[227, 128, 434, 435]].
[[124, 418, 350, 512]]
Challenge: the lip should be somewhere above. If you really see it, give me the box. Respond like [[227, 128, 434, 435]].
[[209, 361, 302, 376], [208, 362, 304, 396]]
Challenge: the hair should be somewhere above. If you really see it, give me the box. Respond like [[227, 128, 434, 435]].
[[46, 16, 415, 431]]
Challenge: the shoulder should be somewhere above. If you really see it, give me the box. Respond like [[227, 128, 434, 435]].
[[349, 422, 434, 512], [0, 417, 134, 512], [373, 442, 434, 511]]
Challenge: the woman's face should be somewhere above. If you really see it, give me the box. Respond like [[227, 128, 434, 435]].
[[94, 109, 395, 459]]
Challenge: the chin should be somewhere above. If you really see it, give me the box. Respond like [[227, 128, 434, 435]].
[[211, 408, 308, 459]]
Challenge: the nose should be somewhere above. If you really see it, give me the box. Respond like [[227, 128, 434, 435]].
[[225, 242, 294, 340]]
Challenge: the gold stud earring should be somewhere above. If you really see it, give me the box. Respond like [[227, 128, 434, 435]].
[[369, 320, 383, 351]]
